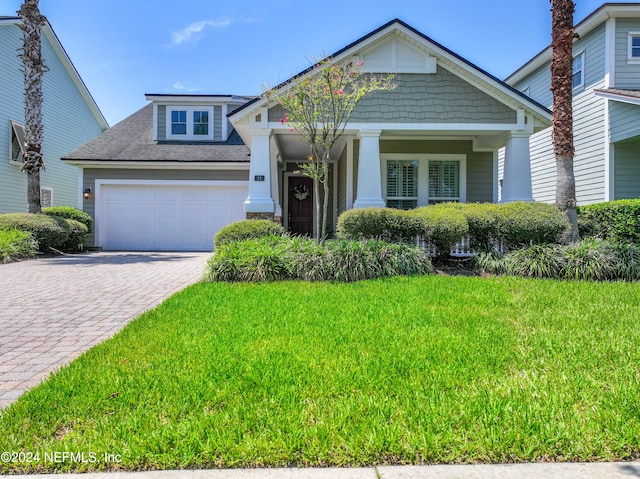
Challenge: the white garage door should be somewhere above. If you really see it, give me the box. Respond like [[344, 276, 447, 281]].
[[99, 182, 247, 251]]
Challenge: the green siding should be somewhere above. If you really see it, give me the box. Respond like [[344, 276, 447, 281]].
[[214, 105, 222, 141], [337, 145, 347, 216], [610, 101, 640, 143], [615, 19, 640, 89], [0, 23, 105, 213], [380, 140, 493, 203], [157, 105, 166, 140], [269, 71, 517, 124], [614, 141, 640, 199]]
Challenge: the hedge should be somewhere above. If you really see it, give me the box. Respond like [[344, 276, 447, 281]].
[[493, 201, 568, 249], [337, 208, 423, 243], [577, 199, 640, 243], [214, 219, 286, 248], [43, 206, 94, 233], [62, 219, 89, 251], [411, 204, 468, 258], [0, 213, 69, 252]]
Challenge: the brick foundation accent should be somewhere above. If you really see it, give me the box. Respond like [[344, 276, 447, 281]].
[[246, 212, 275, 221]]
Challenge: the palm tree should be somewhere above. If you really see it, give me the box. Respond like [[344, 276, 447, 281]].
[[550, 0, 579, 242], [18, 0, 47, 214]]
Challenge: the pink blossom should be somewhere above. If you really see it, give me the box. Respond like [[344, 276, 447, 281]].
[[356, 60, 364, 67], [280, 118, 285, 125]]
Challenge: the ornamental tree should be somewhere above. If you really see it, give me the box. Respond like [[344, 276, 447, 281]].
[[266, 58, 395, 243]]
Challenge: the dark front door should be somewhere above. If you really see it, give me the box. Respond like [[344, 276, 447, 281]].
[[288, 176, 313, 236]]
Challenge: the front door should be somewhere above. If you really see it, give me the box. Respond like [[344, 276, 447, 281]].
[[288, 176, 313, 236]]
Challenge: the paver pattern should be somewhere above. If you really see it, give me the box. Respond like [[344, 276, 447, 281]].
[[0, 252, 209, 409]]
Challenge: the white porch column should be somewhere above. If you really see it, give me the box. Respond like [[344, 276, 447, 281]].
[[353, 129, 385, 209], [244, 129, 275, 214], [501, 133, 534, 203]]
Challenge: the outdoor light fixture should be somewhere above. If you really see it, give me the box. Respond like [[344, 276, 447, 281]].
[[83, 187, 92, 199]]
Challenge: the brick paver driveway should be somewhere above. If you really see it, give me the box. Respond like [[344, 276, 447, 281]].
[[0, 252, 210, 409]]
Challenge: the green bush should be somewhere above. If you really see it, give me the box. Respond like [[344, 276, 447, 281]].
[[493, 201, 568, 249], [474, 239, 638, 281], [61, 219, 89, 252], [458, 203, 500, 251], [412, 204, 468, 258], [43, 206, 94, 233], [337, 208, 423, 243], [204, 236, 433, 283], [214, 219, 286, 248], [0, 229, 38, 263], [577, 199, 640, 243], [0, 213, 69, 252]]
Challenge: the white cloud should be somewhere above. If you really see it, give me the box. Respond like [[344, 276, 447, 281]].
[[171, 18, 231, 45]]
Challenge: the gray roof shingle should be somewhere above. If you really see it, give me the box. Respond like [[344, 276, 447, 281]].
[[63, 104, 250, 163]]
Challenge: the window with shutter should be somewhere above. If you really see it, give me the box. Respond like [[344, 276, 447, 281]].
[[428, 160, 460, 203], [386, 160, 418, 209], [9, 120, 26, 164]]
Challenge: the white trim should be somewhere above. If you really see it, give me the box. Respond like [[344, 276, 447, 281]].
[[144, 94, 247, 103], [593, 90, 640, 106], [381, 153, 467, 206], [346, 138, 354, 209], [62, 161, 250, 170], [268, 121, 526, 132], [572, 50, 586, 91], [492, 149, 499, 203], [605, 18, 616, 87], [94, 179, 249, 249], [78, 167, 84, 209], [9, 120, 25, 165], [628, 31, 640, 63]]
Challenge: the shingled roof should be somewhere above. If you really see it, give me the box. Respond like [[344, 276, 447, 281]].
[[63, 103, 250, 163]]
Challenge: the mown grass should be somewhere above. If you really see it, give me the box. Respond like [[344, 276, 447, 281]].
[[1, 276, 639, 472]]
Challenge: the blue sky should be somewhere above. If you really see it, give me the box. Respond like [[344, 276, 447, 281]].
[[0, 0, 630, 126]]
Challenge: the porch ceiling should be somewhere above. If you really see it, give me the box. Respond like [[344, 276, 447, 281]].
[[273, 129, 509, 160]]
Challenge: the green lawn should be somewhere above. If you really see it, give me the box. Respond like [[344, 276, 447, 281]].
[[1, 276, 640, 472]]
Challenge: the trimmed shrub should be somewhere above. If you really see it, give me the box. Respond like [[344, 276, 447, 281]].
[[458, 203, 500, 251], [577, 199, 640, 243], [214, 219, 286, 248], [0, 213, 69, 252], [204, 236, 433, 283], [412, 204, 468, 258], [61, 219, 89, 252], [43, 206, 94, 233], [337, 208, 423, 243], [493, 201, 568, 249], [0, 229, 38, 263]]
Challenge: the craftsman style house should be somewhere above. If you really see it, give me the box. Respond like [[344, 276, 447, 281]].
[[65, 19, 552, 250]]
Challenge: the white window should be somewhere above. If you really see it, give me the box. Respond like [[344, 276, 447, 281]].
[[629, 32, 640, 62], [386, 160, 418, 210], [572, 52, 585, 90], [9, 120, 26, 164], [428, 161, 460, 203], [383, 154, 466, 209], [166, 106, 214, 140]]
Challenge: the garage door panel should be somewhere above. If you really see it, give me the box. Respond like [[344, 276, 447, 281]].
[[101, 183, 247, 251]]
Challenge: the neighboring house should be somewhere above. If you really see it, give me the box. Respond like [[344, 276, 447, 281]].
[[504, 2, 640, 205], [64, 19, 552, 251], [0, 16, 107, 213]]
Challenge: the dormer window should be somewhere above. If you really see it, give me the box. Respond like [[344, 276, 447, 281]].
[[166, 106, 214, 140]]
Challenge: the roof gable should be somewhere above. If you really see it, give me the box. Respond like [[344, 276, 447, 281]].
[[229, 19, 551, 127]]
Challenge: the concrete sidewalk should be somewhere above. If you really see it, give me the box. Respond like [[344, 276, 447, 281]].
[[3, 463, 640, 479]]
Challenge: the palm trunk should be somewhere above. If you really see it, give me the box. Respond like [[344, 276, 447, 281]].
[[18, 0, 46, 214], [550, 0, 579, 243]]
